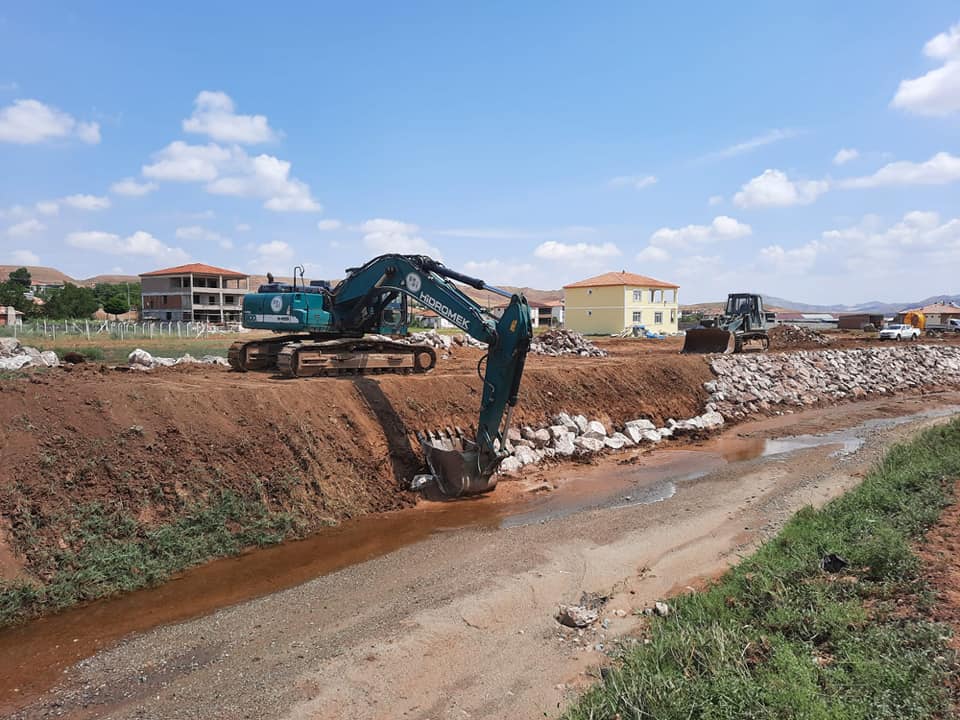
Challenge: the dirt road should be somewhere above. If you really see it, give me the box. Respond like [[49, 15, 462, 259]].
[[6, 392, 959, 720]]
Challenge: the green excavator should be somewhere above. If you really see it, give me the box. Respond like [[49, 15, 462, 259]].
[[681, 293, 771, 354], [231, 254, 533, 496]]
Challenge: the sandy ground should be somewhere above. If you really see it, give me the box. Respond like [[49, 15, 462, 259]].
[[6, 392, 959, 720]]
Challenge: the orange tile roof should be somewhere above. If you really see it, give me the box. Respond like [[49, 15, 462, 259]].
[[140, 263, 247, 278], [563, 271, 678, 289], [911, 302, 960, 314]]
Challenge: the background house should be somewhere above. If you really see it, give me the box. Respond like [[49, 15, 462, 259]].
[[563, 271, 679, 335], [140, 263, 249, 324], [898, 302, 960, 325]]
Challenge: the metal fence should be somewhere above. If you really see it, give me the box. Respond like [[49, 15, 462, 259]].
[[0, 319, 244, 341]]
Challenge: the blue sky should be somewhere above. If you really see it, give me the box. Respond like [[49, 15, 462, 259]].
[[1, 2, 959, 304]]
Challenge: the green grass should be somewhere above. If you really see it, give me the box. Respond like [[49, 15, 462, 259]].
[[564, 419, 960, 720], [0, 490, 299, 627]]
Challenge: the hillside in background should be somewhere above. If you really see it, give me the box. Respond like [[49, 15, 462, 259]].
[[0, 266, 139, 287]]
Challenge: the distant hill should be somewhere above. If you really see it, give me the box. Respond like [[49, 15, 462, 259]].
[[0, 265, 138, 287], [683, 294, 960, 315]]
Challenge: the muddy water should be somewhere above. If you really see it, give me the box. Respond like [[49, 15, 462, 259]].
[[1, 405, 957, 712]]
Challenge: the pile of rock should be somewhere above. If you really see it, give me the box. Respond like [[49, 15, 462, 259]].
[[706, 345, 960, 419], [0, 337, 60, 370], [768, 324, 831, 348], [497, 409, 724, 474], [127, 349, 230, 370], [529, 329, 608, 358]]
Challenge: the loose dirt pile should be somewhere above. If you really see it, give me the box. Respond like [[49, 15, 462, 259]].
[[529, 328, 608, 357], [768, 324, 832, 349], [706, 345, 960, 418]]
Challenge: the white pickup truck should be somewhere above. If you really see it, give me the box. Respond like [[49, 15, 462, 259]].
[[879, 324, 921, 341]]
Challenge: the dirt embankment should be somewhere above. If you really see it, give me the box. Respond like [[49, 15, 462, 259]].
[[0, 352, 712, 587]]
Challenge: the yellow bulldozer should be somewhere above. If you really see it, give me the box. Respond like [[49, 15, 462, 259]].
[[682, 293, 771, 354]]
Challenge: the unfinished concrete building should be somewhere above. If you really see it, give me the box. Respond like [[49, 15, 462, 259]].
[[140, 263, 249, 324]]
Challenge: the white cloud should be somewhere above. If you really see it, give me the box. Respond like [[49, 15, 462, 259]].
[[360, 218, 441, 256], [35, 201, 59, 216], [649, 215, 752, 252], [733, 169, 829, 208], [461, 259, 538, 285], [892, 23, 960, 116], [183, 91, 278, 144], [758, 240, 825, 274], [111, 177, 158, 196], [0, 99, 100, 144], [143, 141, 235, 182], [533, 240, 621, 264], [9, 249, 39, 265], [609, 174, 658, 190], [235, 223, 251, 232], [434, 226, 596, 240], [820, 211, 960, 268], [699, 128, 801, 161], [708, 195, 723, 206], [317, 219, 343, 231], [175, 225, 232, 248], [61, 194, 111, 211], [66, 230, 189, 263], [250, 240, 295, 269], [635, 246, 670, 262], [7, 218, 45, 237], [833, 148, 859, 165], [838, 152, 960, 188], [143, 141, 321, 212]]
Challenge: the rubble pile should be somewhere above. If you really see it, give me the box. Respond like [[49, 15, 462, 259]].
[[495, 408, 723, 475], [0, 337, 60, 370], [529, 329, 608, 357], [768, 324, 832, 348], [706, 345, 960, 419], [127, 348, 230, 370]]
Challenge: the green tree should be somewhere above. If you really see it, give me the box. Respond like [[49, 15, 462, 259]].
[[43, 284, 99, 319], [8, 267, 31, 288], [0, 281, 34, 315], [102, 293, 130, 318]]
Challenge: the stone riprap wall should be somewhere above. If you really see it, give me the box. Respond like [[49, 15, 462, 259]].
[[706, 345, 960, 419]]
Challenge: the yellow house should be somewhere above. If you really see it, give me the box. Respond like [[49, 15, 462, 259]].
[[563, 271, 680, 335]]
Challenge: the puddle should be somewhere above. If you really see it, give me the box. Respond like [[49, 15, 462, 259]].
[[1, 404, 958, 712]]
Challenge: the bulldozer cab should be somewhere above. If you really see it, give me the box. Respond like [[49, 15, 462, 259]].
[[726, 293, 763, 320]]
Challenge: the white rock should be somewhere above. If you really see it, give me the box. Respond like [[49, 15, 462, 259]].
[[514, 445, 538, 467], [39, 350, 60, 367], [128, 348, 154, 367], [604, 435, 627, 450], [610, 431, 634, 447], [0, 355, 32, 370], [554, 437, 576, 457], [640, 429, 662, 443], [573, 437, 605, 454], [557, 605, 599, 628], [624, 425, 645, 444], [532, 428, 552, 448], [573, 414, 589, 434], [657, 427, 674, 439], [0, 337, 21, 356], [582, 420, 607, 439], [698, 411, 725, 430], [625, 418, 656, 432], [498, 456, 522, 474]]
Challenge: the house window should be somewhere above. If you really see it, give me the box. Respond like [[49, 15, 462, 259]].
[[224, 295, 235, 304], [588, 289, 593, 295], [632, 290, 643, 302], [587, 310, 592, 316], [654, 311, 663, 324], [161, 295, 167, 304], [632, 311, 642, 323], [670, 309, 676, 322], [193, 294, 200, 304]]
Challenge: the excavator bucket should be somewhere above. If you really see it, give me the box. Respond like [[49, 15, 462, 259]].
[[681, 327, 736, 354], [416, 430, 499, 496]]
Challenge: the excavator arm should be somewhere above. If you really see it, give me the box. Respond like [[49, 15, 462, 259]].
[[329, 255, 533, 496]]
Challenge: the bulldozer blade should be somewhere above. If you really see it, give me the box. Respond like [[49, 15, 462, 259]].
[[681, 328, 736, 354], [418, 435, 498, 497]]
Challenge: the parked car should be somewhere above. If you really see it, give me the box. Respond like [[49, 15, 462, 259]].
[[879, 324, 921, 341]]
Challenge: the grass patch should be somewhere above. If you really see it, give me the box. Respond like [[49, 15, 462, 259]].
[[564, 419, 960, 720], [0, 490, 299, 627]]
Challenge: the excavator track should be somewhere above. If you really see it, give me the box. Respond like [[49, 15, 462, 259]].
[[227, 335, 310, 372], [275, 338, 437, 378]]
